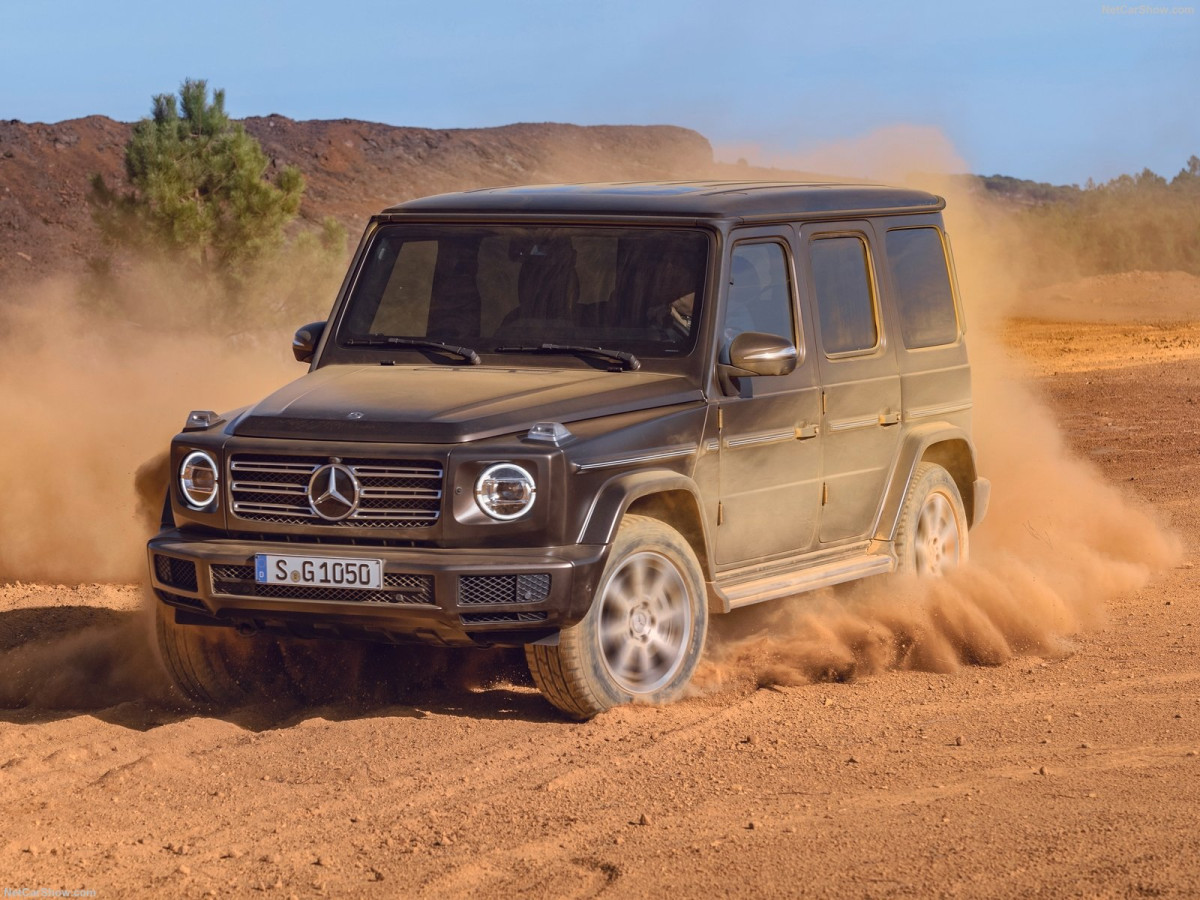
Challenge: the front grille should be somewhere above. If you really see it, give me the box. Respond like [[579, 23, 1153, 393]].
[[459, 574, 551, 606], [154, 555, 198, 592], [460, 611, 549, 625], [228, 454, 443, 528], [211, 564, 435, 605]]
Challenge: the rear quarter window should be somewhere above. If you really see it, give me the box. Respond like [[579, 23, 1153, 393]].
[[810, 235, 879, 356], [885, 227, 959, 349]]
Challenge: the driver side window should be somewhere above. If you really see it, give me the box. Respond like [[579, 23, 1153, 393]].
[[725, 241, 796, 346]]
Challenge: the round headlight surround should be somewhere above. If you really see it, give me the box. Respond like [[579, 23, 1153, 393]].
[[474, 463, 537, 521], [180, 450, 219, 510]]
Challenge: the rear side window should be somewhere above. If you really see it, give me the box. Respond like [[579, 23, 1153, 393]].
[[810, 236, 878, 355], [885, 227, 959, 348]]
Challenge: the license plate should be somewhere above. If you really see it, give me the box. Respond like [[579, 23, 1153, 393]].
[[255, 554, 383, 590]]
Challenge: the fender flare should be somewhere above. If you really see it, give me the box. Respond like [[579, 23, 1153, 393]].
[[577, 469, 714, 574], [872, 423, 980, 542]]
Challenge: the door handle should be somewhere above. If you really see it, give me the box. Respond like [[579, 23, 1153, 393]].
[[795, 423, 820, 439], [878, 411, 901, 426]]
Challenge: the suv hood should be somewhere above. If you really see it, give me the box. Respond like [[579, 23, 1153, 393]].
[[231, 364, 703, 444]]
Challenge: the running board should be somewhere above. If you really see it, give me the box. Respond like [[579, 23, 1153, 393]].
[[715, 553, 895, 611]]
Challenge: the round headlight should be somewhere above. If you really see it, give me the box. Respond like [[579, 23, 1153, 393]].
[[474, 463, 536, 521], [180, 450, 219, 509]]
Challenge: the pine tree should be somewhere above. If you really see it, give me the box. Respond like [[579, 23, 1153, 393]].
[[90, 79, 304, 277], [87, 79, 344, 326]]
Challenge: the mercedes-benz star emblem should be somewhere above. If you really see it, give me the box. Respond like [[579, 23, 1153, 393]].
[[308, 463, 360, 522]]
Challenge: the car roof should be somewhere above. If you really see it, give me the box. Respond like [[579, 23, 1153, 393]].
[[383, 181, 944, 219]]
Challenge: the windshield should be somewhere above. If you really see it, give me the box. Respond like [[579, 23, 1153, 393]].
[[334, 224, 709, 361]]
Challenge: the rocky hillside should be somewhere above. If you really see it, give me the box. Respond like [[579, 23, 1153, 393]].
[[0, 115, 717, 291], [2, 113, 1113, 297]]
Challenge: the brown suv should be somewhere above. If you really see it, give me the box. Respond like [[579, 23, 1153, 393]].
[[148, 181, 989, 718]]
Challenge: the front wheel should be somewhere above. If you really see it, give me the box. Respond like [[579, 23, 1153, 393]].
[[526, 515, 708, 719], [155, 603, 293, 706], [894, 461, 969, 576]]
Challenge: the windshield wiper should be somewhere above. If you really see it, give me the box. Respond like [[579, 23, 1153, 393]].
[[496, 343, 641, 371], [342, 335, 480, 365]]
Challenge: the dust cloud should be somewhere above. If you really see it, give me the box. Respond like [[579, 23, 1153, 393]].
[[0, 276, 299, 584], [0, 594, 172, 710], [696, 129, 1182, 692], [719, 124, 961, 187], [696, 355, 1180, 689], [0, 130, 1182, 709], [0, 252, 335, 710]]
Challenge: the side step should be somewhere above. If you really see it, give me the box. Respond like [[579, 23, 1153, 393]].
[[714, 552, 895, 611]]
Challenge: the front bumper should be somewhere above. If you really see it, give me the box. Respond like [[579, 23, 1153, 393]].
[[148, 530, 609, 647]]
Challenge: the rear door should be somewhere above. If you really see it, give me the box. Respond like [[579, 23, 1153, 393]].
[[799, 222, 902, 545], [715, 228, 822, 566], [883, 222, 971, 432]]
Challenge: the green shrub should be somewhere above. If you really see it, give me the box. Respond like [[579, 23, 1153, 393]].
[[87, 79, 345, 330]]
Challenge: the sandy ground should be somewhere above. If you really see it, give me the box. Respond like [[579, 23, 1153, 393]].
[[2, 317, 1199, 898], [1014, 270, 1200, 325]]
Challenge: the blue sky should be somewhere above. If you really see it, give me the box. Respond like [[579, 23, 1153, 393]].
[[1, 0, 1196, 184]]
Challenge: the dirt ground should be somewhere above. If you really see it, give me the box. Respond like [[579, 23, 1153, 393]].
[[2, 313, 1199, 898]]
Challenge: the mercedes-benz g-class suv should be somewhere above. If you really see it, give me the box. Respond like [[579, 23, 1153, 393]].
[[148, 181, 989, 719]]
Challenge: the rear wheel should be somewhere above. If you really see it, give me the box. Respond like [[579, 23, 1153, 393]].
[[894, 462, 969, 575], [526, 515, 708, 719]]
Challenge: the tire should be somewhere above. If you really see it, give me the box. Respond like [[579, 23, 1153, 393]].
[[894, 462, 969, 576], [525, 515, 708, 719], [154, 603, 292, 706]]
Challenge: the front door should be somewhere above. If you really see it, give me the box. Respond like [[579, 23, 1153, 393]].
[[715, 230, 822, 567], [799, 222, 903, 545]]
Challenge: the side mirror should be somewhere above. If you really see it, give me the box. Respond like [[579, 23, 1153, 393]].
[[292, 321, 327, 363], [726, 331, 797, 376]]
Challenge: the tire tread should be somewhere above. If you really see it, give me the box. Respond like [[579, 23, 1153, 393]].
[[155, 605, 250, 706], [894, 461, 968, 574], [525, 514, 707, 719]]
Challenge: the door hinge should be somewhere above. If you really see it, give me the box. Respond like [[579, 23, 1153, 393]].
[[821, 391, 828, 415], [822, 482, 828, 506], [717, 501, 724, 525], [717, 407, 724, 431]]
